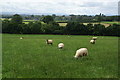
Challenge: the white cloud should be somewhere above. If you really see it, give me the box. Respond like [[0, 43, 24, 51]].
[[0, 0, 119, 15]]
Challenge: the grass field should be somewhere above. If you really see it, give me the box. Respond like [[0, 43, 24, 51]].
[[2, 34, 118, 78], [23, 20, 36, 24], [102, 21, 120, 24], [58, 22, 111, 27], [58, 21, 120, 27], [1, 18, 119, 27]]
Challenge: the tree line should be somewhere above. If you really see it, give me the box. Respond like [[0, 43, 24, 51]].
[[2, 14, 120, 36], [1, 13, 120, 22]]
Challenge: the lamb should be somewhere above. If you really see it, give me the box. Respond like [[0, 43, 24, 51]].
[[92, 37, 97, 40], [58, 43, 64, 49], [74, 48, 88, 59], [90, 39, 95, 44], [20, 37, 23, 39], [46, 39, 53, 45]]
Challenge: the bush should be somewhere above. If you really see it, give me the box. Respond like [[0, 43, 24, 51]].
[[2, 15, 120, 36]]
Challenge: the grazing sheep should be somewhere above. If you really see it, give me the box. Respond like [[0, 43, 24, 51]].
[[46, 39, 53, 45], [20, 37, 23, 39], [74, 48, 88, 59], [92, 37, 97, 40], [90, 39, 95, 44], [58, 43, 64, 49]]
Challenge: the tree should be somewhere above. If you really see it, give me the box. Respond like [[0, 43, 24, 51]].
[[86, 23, 94, 35], [2, 19, 10, 33], [41, 21, 61, 34], [69, 14, 76, 21], [64, 22, 87, 35], [93, 24, 106, 36], [20, 24, 31, 34], [52, 14, 56, 20], [11, 14, 23, 24], [41, 24, 54, 34], [30, 22, 42, 34], [97, 13, 102, 24], [106, 24, 120, 36], [41, 16, 54, 24]]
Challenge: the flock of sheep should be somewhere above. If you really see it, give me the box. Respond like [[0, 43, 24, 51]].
[[20, 36, 98, 59]]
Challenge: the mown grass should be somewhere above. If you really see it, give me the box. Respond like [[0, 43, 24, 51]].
[[23, 20, 35, 22], [23, 20, 45, 24], [2, 34, 118, 78], [23, 20, 35, 24], [58, 22, 120, 27], [58, 23, 67, 26], [58, 22, 111, 27], [102, 21, 120, 24]]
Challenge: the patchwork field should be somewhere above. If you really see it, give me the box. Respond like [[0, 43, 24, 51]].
[[2, 34, 118, 78], [1, 18, 119, 27], [58, 22, 120, 27]]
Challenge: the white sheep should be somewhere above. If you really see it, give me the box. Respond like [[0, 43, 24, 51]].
[[58, 43, 64, 49], [90, 39, 95, 44], [20, 37, 23, 39], [92, 37, 97, 40], [74, 48, 88, 59], [46, 39, 53, 45]]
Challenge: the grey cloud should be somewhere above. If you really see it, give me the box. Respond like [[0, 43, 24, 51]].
[[0, 1, 118, 15], [79, 2, 104, 7]]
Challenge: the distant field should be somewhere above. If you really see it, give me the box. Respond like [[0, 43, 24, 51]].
[[102, 21, 120, 24], [0, 18, 11, 20], [2, 34, 118, 78], [23, 20, 46, 24], [23, 20, 35, 22], [58, 23, 67, 26], [23, 20, 35, 24], [58, 22, 120, 27], [1, 18, 119, 27]]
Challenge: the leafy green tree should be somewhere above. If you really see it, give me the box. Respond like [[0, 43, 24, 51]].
[[2, 19, 22, 34], [65, 22, 87, 35], [41, 16, 54, 24], [106, 24, 120, 36], [41, 22, 60, 34], [20, 24, 31, 34], [30, 22, 42, 34], [41, 24, 54, 34], [49, 22, 62, 34], [93, 24, 106, 36], [2, 19, 10, 33], [64, 22, 74, 34], [86, 23, 94, 35], [52, 14, 56, 20], [11, 14, 23, 24], [49, 22, 60, 29], [7, 23, 22, 34]]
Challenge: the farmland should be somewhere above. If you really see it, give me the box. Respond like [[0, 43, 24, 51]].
[[2, 34, 118, 78], [1, 18, 119, 27], [58, 22, 120, 27], [22, 19, 120, 27]]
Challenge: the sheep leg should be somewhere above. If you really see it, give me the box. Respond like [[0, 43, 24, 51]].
[[83, 53, 87, 56], [79, 55, 82, 57], [84, 53, 87, 56]]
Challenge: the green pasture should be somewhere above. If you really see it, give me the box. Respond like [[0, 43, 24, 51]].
[[2, 34, 118, 78]]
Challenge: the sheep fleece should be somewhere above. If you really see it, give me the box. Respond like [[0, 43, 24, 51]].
[[74, 48, 88, 58]]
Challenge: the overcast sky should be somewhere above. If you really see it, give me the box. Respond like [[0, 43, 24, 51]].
[[0, 0, 119, 15]]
